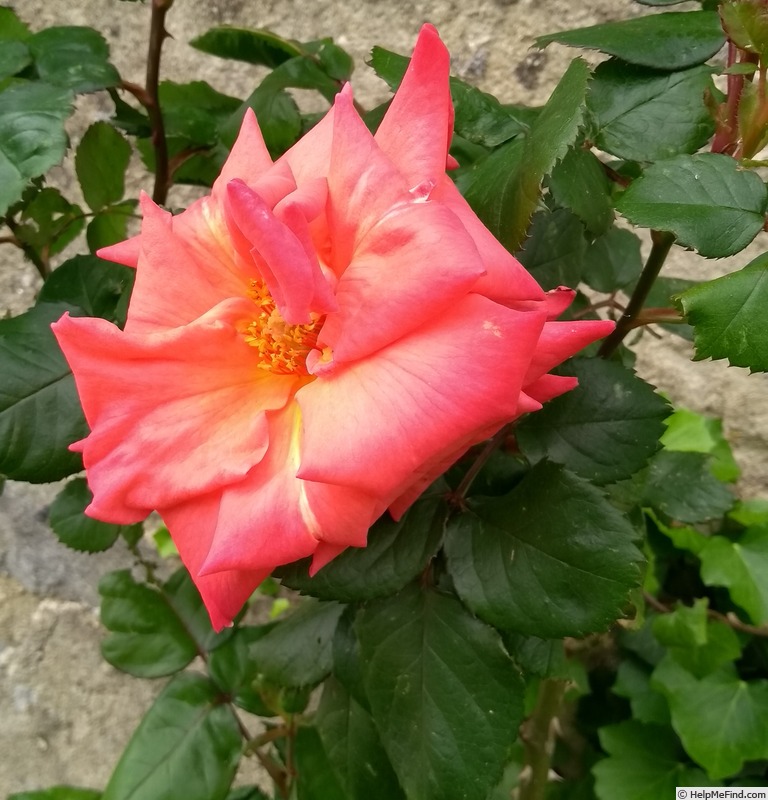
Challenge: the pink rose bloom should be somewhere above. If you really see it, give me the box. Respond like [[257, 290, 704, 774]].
[[53, 25, 612, 630]]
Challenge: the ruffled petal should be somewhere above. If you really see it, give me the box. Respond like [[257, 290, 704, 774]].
[[432, 176, 547, 306], [161, 491, 270, 632], [297, 294, 547, 497], [125, 195, 253, 334], [545, 287, 576, 319], [326, 86, 409, 273], [319, 200, 485, 362], [52, 304, 297, 522], [524, 319, 615, 385], [375, 24, 454, 188], [225, 179, 335, 323], [199, 404, 320, 574]]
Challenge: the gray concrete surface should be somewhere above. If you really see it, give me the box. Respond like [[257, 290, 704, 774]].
[[1, 0, 766, 795]]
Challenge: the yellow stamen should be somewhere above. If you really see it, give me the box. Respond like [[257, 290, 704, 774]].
[[241, 280, 323, 375]]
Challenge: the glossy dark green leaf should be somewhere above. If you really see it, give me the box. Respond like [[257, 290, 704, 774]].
[[208, 626, 276, 716], [15, 187, 85, 258], [86, 201, 137, 253], [641, 451, 734, 523], [356, 585, 525, 800], [677, 252, 768, 371], [503, 634, 570, 679], [617, 154, 767, 258], [536, 12, 724, 70], [159, 80, 241, 146], [653, 661, 768, 779], [99, 569, 198, 677], [103, 673, 241, 800], [721, 1, 768, 61], [38, 255, 135, 327], [593, 721, 715, 800], [314, 678, 405, 800], [8, 790, 101, 800], [466, 58, 590, 251], [75, 122, 131, 211], [514, 208, 586, 290], [309, 38, 353, 82], [0, 81, 73, 214], [190, 26, 303, 67], [331, 607, 369, 712], [588, 61, 715, 162], [28, 27, 120, 92], [48, 477, 140, 553], [249, 599, 345, 687], [445, 462, 643, 637], [276, 492, 445, 601], [368, 47, 525, 146], [582, 227, 643, 293], [0, 40, 31, 79], [517, 358, 670, 484], [698, 526, 768, 625], [548, 147, 614, 235], [0, 302, 86, 482], [294, 726, 348, 800]]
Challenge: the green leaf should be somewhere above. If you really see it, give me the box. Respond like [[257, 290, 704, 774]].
[[698, 527, 768, 625], [617, 153, 767, 258], [466, 57, 590, 252], [588, 61, 715, 162], [86, 201, 137, 253], [249, 599, 345, 687], [514, 208, 586, 290], [677, 252, 768, 371], [276, 491, 445, 601], [661, 408, 740, 482], [15, 187, 85, 258], [103, 673, 241, 800], [0, 81, 73, 215], [612, 658, 670, 725], [75, 122, 131, 211], [548, 147, 614, 235], [641, 450, 735, 523], [0, 8, 31, 41], [159, 81, 241, 146], [314, 678, 405, 800], [653, 662, 768, 779], [582, 227, 643, 293], [0, 40, 31, 80], [721, 1, 768, 61], [652, 599, 709, 648], [0, 301, 87, 482], [659, 619, 742, 678], [28, 27, 120, 92], [38, 255, 135, 327], [356, 585, 525, 800], [445, 462, 643, 638], [536, 12, 724, 70], [48, 477, 140, 553], [517, 358, 670, 485], [593, 721, 716, 800], [226, 85, 300, 157], [502, 634, 571, 679], [208, 626, 277, 716], [99, 569, 199, 677], [294, 726, 348, 800], [190, 26, 303, 67], [8, 790, 101, 800]]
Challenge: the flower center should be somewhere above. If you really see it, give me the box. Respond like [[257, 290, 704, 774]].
[[241, 281, 323, 375]]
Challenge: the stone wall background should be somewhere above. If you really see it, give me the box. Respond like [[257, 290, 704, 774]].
[[1, 0, 766, 794]]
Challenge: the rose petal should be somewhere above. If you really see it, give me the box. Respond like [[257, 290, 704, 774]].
[[52, 305, 297, 522], [212, 108, 273, 198], [375, 24, 454, 188], [297, 294, 546, 496]]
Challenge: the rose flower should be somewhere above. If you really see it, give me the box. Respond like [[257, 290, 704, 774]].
[[53, 25, 613, 629]]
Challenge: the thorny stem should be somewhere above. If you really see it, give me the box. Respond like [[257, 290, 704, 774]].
[[518, 678, 568, 800], [145, 0, 173, 205], [597, 230, 675, 359], [236, 714, 290, 797], [712, 42, 748, 155], [643, 591, 768, 638]]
